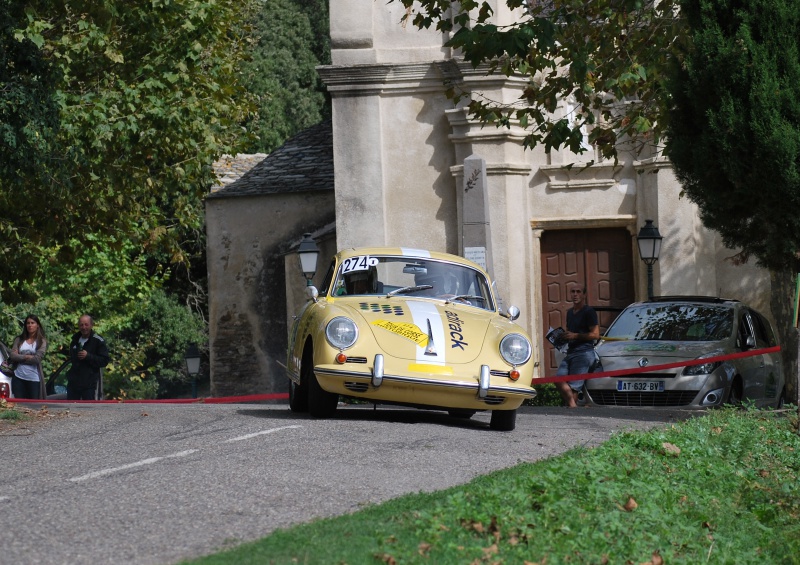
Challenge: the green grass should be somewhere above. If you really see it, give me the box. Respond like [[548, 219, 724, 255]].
[[184, 407, 800, 565], [0, 402, 26, 421]]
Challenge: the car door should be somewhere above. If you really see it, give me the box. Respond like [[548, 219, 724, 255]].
[[735, 311, 766, 402]]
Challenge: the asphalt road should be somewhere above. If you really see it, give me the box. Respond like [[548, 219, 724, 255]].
[[3, 402, 696, 564]]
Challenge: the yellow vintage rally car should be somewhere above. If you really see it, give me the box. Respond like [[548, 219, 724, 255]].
[[286, 247, 536, 431]]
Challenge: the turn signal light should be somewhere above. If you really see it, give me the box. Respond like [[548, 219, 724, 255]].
[[335, 352, 347, 364], [509, 369, 520, 381]]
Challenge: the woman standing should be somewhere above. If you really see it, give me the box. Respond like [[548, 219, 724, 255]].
[[9, 315, 47, 399]]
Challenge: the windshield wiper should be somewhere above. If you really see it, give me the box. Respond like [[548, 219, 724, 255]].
[[444, 295, 485, 304], [387, 285, 433, 296]]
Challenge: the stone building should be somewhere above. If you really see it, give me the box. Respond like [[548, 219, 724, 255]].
[[205, 121, 335, 396], [206, 1, 773, 394]]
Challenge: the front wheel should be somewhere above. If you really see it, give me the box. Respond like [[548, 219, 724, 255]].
[[307, 363, 338, 418], [726, 380, 743, 407], [288, 378, 308, 412], [489, 409, 516, 432], [777, 386, 786, 409]]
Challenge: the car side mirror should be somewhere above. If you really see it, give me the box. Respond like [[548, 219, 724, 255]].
[[501, 305, 520, 321], [307, 286, 319, 303]]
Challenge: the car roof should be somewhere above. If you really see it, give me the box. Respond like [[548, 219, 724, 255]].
[[336, 247, 487, 273], [637, 296, 740, 306]]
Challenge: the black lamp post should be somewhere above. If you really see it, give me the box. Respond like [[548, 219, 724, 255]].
[[184, 343, 201, 399], [637, 219, 663, 299], [297, 233, 320, 286]]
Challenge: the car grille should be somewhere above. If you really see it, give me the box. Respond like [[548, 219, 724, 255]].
[[482, 395, 506, 406], [490, 370, 510, 378], [358, 303, 404, 316], [587, 390, 699, 406], [344, 382, 369, 393], [345, 357, 368, 364], [606, 372, 676, 379]]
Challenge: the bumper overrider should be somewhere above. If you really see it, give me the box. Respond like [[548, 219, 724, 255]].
[[314, 354, 536, 408]]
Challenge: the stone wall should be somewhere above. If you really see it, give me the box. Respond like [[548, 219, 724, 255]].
[[206, 191, 335, 396]]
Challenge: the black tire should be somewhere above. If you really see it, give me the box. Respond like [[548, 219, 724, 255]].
[[448, 409, 476, 419], [305, 346, 338, 418], [288, 377, 308, 413], [489, 409, 516, 431], [726, 380, 743, 407], [777, 386, 786, 409]]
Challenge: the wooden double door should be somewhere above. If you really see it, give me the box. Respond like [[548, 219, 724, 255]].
[[540, 228, 635, 375]]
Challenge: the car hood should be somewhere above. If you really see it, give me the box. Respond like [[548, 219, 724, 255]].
[[339, 298, 498, 364], [596, 339, 726, 362]]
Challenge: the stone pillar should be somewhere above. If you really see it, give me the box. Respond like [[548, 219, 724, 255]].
[[461, 155, 494, 274]]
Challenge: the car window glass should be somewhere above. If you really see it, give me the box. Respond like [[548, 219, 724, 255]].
[[737, 313, 755, 349], [333, 256, 494, 310], [604, 304, 733, 341], [319, 260, 335, 296], [757, 313, 777, 347], [748, 310, 771, 348]]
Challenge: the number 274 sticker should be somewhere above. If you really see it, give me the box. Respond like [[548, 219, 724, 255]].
[[341, 255, 379, 273]]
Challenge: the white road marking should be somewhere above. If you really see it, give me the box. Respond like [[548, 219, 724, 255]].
[[69, 450, 198, 483], [225, 425, 302, 442], [68, 425, 302, 483]]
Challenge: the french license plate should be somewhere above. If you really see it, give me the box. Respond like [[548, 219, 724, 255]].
[[616, 380, 665, 392]]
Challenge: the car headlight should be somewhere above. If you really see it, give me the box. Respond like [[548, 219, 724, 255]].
[[325, 317, 359, 350], [683, 360, 721, 375], [500, 333, 532, 366]]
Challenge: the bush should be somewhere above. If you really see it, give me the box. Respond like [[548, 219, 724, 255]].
[[111, 290, 206, 398], [525, 382, 563, 407], [1, 289, 206, 400]]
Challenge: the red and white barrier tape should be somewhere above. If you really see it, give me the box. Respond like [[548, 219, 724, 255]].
[[534, 345, 781, 385], [2, 346, 782, 402]]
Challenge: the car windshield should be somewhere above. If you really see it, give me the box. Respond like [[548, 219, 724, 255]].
[[332, 255, 494, 310], [605, 304, 734, 342]]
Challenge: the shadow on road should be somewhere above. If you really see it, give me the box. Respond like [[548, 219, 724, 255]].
[[235, 402, 700, 429]]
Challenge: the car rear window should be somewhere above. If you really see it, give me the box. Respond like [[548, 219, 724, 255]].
[[605, 304, 734, 341]]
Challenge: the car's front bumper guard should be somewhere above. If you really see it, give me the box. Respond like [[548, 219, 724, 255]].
[[316, 354, 536, 399]]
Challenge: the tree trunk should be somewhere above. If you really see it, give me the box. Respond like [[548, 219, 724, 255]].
[[770, 269, 798, 407]]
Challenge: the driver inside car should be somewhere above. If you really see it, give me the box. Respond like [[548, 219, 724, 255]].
[[343, 267, 382, 295]]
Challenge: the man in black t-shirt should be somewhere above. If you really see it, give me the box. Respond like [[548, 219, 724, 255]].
[[555, 286, 600, 407]]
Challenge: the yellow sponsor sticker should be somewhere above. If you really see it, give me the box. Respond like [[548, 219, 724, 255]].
[[408, 363, 453, 375], [372, 319, 428, 347]]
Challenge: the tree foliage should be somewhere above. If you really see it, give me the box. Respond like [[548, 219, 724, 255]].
[[664, 0, 800, 403], [0, 0, 61, 188], [1, 0, 256, 302], [0, 0, 257, 396], [239, 0, 330, 154], [398, 0, 684, 160], [665, 0, 800, 272]]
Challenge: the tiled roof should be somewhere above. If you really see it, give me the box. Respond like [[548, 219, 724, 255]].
[[210, 153, 268, 192], [208, 119, 334, 199]]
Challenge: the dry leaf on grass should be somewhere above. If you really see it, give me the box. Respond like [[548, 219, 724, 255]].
[[640, 550, 663, 565], [617, 497, 638, 512], [662, 442, 681, 456]]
